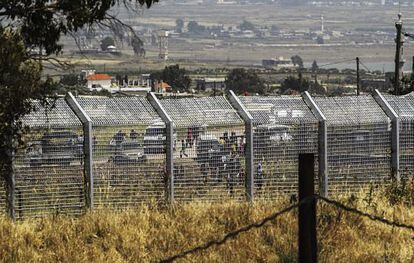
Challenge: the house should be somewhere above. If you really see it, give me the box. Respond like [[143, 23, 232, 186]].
[[262, 57, 296, 69], [154, 81, 172, 93], [196, 77, 226, 91], [361, 78, 387, 91], [86, 73, 112, 91]]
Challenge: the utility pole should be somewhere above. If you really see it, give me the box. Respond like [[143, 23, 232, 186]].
[[356, 57, 360, 95], [394, 13, 404, 95]]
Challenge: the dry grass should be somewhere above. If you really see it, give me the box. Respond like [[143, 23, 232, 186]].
[[0, 187, 413, 262]]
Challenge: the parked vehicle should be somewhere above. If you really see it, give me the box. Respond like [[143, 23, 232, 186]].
[[196, 134, 226, 166], [109, 140, 147, 165], [143, 122, 179, 154], [25, 131, 83, 167], [143, 122, 167, 154], [196, 134, 242, 185], [253, 124, 293, 158]]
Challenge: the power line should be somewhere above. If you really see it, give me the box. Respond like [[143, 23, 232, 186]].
[[317, 59, 355, 68], [359, 61, 372, 72]]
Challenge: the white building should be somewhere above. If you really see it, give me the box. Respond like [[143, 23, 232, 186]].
[[86, 73, 112, 91], [262, 56, 296, 69]]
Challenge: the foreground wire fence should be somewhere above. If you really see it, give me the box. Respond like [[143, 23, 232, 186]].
[[158, 194, 414, 263], [0, 90, 413, 218]]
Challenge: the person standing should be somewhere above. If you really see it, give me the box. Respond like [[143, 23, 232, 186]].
[[180, 139, 188, 158], [257, 161, 264, 190], [130, 129, 138, 141], [187, 128, 193, 147]]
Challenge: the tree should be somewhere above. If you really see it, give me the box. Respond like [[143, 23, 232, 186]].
[[0, 1, 157, 56], [238, 20, 255, 31], [291, 55, 304, 68], [187, 21, 206, 34], [225, 68, 266, 95], [328, 86, 347, 96], [60, 74, 82, 87], [280, 76, 307, 94], [316, 35, 324, 44], [0, 29, 56, 214], [100, 36, 115, 51], [176, 18, 184, 33], [131, 36, 145, 57], [151, 64, 191, 91], [311, 60, 319, 73], [0, 0, 157, 216], [270, 25, 280, 33], [280, 76, 325, 95]]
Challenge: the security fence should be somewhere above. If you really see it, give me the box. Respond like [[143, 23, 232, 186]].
[[13, 100, 85, 219], [239, 96, 319, 197], [383, 93, 414, 180], [1, 90, 413, 218], [75, 97, 167, 208], [313, 95, 392, 193], [159, 96, 247, 201]]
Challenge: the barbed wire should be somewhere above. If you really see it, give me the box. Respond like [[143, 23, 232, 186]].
[[158, 194, 414, 262], [158, 200, 304, 263], [317, 195, 414, 231]]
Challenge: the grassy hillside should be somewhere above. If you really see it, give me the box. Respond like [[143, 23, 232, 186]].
[[0, 185, 413, 262]]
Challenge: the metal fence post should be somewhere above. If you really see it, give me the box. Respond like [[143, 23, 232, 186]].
[[303, 91, 328, 197], [374, 90, 400, 183], [65, 92, 94, 210], [227, 90, 254, 201], [147, 92, 175, 203]]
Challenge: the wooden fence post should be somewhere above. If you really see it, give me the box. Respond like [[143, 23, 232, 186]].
[[299, 153, 317, 263]]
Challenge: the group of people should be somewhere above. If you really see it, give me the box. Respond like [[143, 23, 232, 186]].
[[219, 131, 246, 156], [112, 129, 139, 145]]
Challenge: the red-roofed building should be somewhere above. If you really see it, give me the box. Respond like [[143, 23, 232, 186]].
[[154, 81, 172, 93], [86, 73, 112, 91]]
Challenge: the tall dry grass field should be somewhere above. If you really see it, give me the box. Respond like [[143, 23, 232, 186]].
[[0, 185, 413, 262]]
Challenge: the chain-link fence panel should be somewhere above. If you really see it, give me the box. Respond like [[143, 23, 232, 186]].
[[239, 96, 319, 198], [77, 97, 166, 208], [160, 96, 246, 201], [313, 95, 392, 194], [383, 92, 414, 180], [13, 100, 85, 218]]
